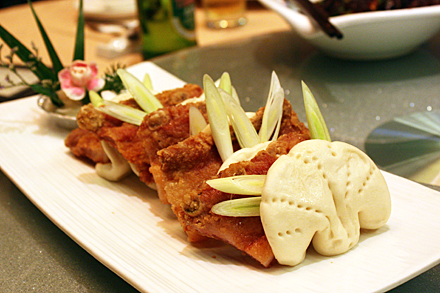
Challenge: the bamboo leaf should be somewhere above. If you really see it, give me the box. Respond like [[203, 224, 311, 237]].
[[0, 25, 57, 81], [30, 83, 63, 107], [27, 0, 63, 74], [73, 0, 85, 61]]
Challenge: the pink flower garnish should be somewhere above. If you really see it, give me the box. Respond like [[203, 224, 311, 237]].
[[58, 60, 105, 101]]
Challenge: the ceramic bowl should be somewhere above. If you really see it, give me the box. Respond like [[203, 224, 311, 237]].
[[258, 0, 440, 60]]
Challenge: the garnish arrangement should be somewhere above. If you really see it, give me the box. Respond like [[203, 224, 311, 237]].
[[0, 0, 124, 107]]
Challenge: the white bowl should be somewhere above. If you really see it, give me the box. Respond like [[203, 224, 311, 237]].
[[258, 0, 440, 60]]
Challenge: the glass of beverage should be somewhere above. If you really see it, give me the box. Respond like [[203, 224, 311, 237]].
[[202, 0, 247, 29], [136, 0, 197, 59]]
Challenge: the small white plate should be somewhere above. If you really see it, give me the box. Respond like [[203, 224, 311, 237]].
[[258, 0, 440, 60], [37, 95, 79, 130], [1, 62, 440, 293]]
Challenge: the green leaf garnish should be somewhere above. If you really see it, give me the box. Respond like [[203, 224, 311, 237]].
[[73, 0, 85, 61], [211, 197, 261, 217], [0, 26, 57, 82], [204, 74, 233, 162], [27, 0, 63, 74], [117, 69, 162, 113], [302, 81, 331, 141], [207, 175, 265, 195]]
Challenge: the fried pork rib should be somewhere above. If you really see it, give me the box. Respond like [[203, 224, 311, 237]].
[[69, 84, 203, 187], [137, 102, 208, 203], [64, 128, 109, 164], [149, 100, 310, 267]]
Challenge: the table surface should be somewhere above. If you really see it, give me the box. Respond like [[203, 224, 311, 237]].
[[1, 0, 440, 292]]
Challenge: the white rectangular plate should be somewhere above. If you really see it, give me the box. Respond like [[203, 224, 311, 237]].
[[1, 62, 440, 293]]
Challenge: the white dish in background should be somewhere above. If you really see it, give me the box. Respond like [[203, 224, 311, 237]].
[[82, 0, 137, 20], [1, 62, 440, 292], [258, 0, 440, 60]]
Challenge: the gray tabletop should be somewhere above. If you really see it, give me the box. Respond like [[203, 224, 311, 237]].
[[1, 30, 440, 292]]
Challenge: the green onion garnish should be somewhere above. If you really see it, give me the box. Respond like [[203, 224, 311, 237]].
[[302, 81, 331, 141], [207, 175, 265, 195], [210, 77, 331, 218], [259, 72, 284, 142], [204, 74, 234, 162], [142, 73, 154, 91], [90, 90, 104, 107], [89, 90, 146, 125], [189, 106, 207, 135], [220, 90, 260, 149], [211, 197, 262, 217], [117, 69, 162, 113], [219, 72, 232, 95], [97, 101, 146, 126]]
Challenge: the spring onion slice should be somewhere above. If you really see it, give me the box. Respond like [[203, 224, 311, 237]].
[[142, 73, 159, 95], [302, 81, 331, 141], [117, 69, 162, 113], [211, 197, 262, 217], [218, 72, 232, 95], [204, 74, 233, 161], [259, 71, 284, 142], [189, 106, 207, 135], [97, 100, 146, 126], [142, 73, 153, 90], [207, 175, 265, 195], [220, 90, 260, 149], [231, 86, 240, 105], [90, 90, 104, 107]]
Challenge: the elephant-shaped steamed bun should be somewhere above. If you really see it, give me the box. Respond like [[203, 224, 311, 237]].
[[260, 140, 391, 266]]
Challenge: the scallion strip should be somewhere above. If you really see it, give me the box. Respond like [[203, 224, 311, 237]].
[[220, 90, 260, 149], [218, 72, 232, 95], [117, 69, 162, 113], [189, 106, 207, 135], [259, 71, 284, 142], [211, 197, 261, 217], [207, 175, 265, 195], [89, 90, 104, 107], [204, 74, 233, 162], [97, 100, 146, 126], [142, 73, 153, 91], [302, 81, 331, 141]]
